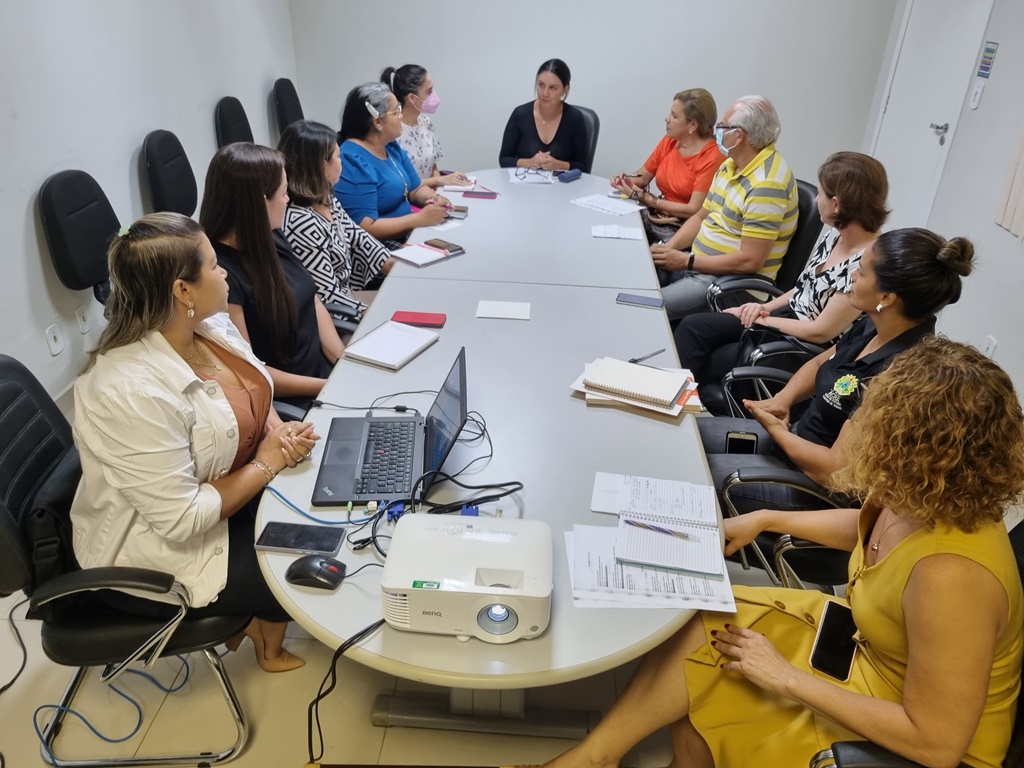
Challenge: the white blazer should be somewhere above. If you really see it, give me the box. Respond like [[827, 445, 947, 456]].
[[71, 313, 273, 607]]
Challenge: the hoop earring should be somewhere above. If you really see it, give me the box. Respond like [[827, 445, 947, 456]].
[[187, 300, 195, 319], [875, 303, 884, 313]]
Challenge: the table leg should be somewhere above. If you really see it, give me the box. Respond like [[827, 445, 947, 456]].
[[370, 688, 600, 739]]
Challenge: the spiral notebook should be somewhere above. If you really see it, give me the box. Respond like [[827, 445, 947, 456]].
[[582, 357, 689, 409]]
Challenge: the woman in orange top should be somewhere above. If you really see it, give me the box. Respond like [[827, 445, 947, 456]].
[[611, 88, 725, 243]]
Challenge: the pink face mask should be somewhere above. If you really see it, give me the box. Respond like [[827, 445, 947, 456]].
[[417, 91, 440, 114]]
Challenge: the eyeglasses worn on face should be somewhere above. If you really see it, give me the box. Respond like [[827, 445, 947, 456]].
[[714, 123, 741, 132], [385, 106, 403, 117]]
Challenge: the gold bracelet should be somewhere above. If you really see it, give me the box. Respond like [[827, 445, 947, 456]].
[[249, 459, 275, 483]]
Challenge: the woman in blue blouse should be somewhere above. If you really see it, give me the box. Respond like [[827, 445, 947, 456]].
[[335, 82, 450, 247]]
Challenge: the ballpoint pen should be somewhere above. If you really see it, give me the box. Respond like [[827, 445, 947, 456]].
[[622, 518, 692, 540], [627, 348, 666, 364]]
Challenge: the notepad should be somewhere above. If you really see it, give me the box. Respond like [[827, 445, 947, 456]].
[[390, 244, 456, 268], [582, 357, 688, 409], [342, 320, 439, 371]]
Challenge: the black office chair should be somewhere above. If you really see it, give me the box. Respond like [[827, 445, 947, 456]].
[[574, 105, 600, 175], [810, 521, 1024, 768], [0, 354, 251, 766], [38, 170, 119, 305], [143, 129, 198, 217], [705, 177, 823, 311], [273, 78, 304, 133], [214, 96, 254, 148]]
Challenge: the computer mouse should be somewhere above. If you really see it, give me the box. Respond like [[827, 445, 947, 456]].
[[285, 554, 346, 591]]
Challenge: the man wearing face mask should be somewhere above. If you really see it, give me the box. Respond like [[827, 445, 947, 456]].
[[383, 64, 473, 190], [652, 95, 799, 320]]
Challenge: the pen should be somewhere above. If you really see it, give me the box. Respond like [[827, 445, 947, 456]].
[[628, 348, 666, 364], [623, 518, 692, 540]]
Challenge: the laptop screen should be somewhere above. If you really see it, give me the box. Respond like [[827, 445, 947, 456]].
[[422, 347, 468, 493]]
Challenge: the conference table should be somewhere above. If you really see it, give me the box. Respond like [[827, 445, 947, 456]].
[[256, 169, 720, 737]]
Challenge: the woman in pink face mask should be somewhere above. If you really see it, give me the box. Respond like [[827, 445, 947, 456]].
[[382, 64, 471, 189]]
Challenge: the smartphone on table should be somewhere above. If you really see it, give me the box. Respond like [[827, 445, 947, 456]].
[[809, 600, 858, 682], [616, 292, 665, 309], [725, 431, 759, 454]]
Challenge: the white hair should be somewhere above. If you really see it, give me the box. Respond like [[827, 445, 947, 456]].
[[730, 95, 781, 150]]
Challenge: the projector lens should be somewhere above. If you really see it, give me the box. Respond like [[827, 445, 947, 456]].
[[477, 603, 518, 635]]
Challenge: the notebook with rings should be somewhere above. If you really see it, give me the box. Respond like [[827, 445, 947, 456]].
[[311, 348, 468, 506]]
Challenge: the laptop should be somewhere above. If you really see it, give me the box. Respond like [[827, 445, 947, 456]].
[[311, 348, 468, 506]]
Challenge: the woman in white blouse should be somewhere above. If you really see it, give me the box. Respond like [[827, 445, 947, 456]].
[[278, 120, 393, 314], [383, 64, 472, 188], [675, 152, 890, 413], [71, 213, 318, 673]]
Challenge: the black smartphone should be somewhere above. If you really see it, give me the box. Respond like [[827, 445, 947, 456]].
[[725, 431, 759, 454], [616, 292, 665, 309], [809, 600, 858, 682], [254, 522, 345, 556]]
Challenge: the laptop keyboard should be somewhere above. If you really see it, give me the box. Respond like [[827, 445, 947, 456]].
[[354, 421, 416, 496]]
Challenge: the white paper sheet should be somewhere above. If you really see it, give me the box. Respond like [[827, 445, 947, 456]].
[[476, 300, 531, 320], [590, 471, 622, 514], [423, 219, 463, 232], [571, 194, 641, 216], [592, 225, 643, 240]]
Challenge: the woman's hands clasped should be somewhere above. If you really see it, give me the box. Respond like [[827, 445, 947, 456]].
[[255, 421, 320, 475]]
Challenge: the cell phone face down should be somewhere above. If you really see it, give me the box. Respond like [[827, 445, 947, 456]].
[[726, 431, 759, 454], [809, 600, 858, 682], [464, 190, 497, 199], [616, 292, 665, 309]]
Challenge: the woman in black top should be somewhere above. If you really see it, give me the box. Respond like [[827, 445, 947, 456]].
[[699, 227, 974, 513], [200, 143, 345, 409], [499, 58, 588, 172]]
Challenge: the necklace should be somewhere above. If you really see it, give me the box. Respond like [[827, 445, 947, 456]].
[[535, 102, 562, 125], [383, 154, 410, 201], [183, 338, 222, 372], [870, 511, 901, 553]]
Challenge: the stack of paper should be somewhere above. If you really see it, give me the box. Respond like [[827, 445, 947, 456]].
[[439, 176, 478, 193], [569, 358, 701, 416], [566, 473, 734, 611], [390, 244, 457, 268], [592, 225, 643, 240]]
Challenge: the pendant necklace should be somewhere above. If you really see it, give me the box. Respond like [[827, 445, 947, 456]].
[[870, 511, 900, 553], [183, 338, 222, 372], [384, 154, 410, 201]]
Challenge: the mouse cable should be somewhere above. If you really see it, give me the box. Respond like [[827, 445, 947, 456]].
[[307, 618, 386, 764]]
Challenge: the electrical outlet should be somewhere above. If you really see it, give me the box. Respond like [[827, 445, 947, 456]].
[[982, 335, 997, 358], [45, 324, 65, 356], [75, 304, 92, 334]]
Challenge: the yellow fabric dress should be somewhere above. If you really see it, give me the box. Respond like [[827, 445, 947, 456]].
[[684, 509, 1023, 768]]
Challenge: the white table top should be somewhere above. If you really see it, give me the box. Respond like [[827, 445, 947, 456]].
[[390, 169, 656, 290], [257, 276, 716, 688]]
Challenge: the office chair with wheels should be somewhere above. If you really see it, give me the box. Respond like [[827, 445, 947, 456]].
[[273, 78, 304, 133], [215, 96, 255, 148], [809, 521, 1024, 768], [574, 105, 600, 175], [706, 178, 822, 311], [39, 169, 119, 306], [0, 354, 251, 766], [143, 129, 198, 217]]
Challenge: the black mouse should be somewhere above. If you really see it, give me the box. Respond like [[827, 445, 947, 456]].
[[285, 554, 346, 590]]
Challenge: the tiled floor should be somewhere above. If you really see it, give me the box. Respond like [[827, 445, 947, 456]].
[[0, 560, 776, 768]]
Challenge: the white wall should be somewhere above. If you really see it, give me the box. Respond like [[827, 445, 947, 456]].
[[289, 0, 899, 182], [0, 0, 296, 404], [928, 0, 1024, 388]]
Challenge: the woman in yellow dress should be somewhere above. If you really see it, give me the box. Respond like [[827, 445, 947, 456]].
[[545, 336, 1024, 768]]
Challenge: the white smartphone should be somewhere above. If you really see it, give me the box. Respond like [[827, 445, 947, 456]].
[[616, 292, 665, 309], [725, 431, 759, 454]]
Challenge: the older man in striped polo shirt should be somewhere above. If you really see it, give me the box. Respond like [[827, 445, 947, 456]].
[[652, 95, 799, 320]]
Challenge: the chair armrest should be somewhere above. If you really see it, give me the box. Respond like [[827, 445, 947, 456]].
[[30, 566, 175, 608], [730, 466, 831, 497], [828, 741, 964, 768], [751, 338, 826, 364], [725, 366, 795, 385], [274, 400, 308, 422], [706, 275, 783, 311], [324, 302, 360, 335]]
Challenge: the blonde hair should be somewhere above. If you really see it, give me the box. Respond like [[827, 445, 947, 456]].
[[832, 336, 1024, 531], [674, 88, 717, 138], [84, 213, 205, 371]]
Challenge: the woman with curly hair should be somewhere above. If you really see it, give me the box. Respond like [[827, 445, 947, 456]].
[[543, 336, 1024, 768], [697, 227, 974, 513]]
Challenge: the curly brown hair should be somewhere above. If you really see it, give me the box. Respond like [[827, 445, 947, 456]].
[[831, 336, 1024, 531]]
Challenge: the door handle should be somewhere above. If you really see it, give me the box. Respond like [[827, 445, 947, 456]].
[[929, 122, 950, 135]]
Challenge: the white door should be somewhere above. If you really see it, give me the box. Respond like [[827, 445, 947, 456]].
[[870, 0, 994, 231]]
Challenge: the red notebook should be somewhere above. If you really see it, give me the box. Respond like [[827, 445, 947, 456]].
[[391, 311, 447, 328]]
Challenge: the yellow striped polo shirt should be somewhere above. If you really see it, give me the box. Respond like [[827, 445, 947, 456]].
[[692, 145, 799, 280]]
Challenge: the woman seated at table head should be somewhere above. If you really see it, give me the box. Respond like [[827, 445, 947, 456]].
[[200, 142, 345, 410], [277, 120, 394, 318], [335, 82, 451, 249], [71, 213, 319, 673], [543, 335, 1024, 768], [610, 88, 724, 243], [696, 226, 974, 513], [498, 58, 588, 172], [382, 64, 472, 190], [676, 151, 890, 412]]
